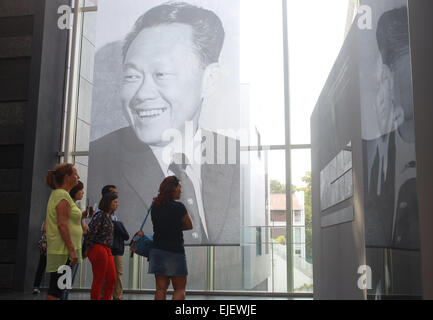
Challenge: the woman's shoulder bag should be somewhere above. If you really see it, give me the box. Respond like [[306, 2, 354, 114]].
[[129, 206, 153, 258]]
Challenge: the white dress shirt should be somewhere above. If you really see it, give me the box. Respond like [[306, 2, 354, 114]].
[[149, 129, 209, 239], [375, 133, 390, 196]]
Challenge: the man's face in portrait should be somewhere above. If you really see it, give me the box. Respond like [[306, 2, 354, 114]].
[[121, 23, 207, 146]]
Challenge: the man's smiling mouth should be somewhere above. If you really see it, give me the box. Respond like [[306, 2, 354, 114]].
[[136, 108, 168, 118]]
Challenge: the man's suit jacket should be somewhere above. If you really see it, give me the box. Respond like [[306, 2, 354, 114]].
[[87, 127, 240, 246], [392, 177, 420, 250], [364, 130, 420, 250], [364, 131, 396, 248]]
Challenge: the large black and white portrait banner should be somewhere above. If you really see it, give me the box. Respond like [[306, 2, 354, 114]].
[[359, 0, 420, 251], [87, 0, 240, 246]]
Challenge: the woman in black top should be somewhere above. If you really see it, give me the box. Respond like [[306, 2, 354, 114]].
[[149, 176, 193, 300]]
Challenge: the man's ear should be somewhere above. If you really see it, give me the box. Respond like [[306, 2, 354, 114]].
[[201, 63, 220, 99]]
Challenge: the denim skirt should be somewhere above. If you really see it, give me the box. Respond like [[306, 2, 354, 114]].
[[148, 248, 188, 277]]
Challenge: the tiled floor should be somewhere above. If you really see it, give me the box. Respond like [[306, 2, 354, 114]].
[[0, 290, 311, 300]]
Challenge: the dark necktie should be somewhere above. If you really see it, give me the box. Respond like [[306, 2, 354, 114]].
[[168, 154, 207, 245]]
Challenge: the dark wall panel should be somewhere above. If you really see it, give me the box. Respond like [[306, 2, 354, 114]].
[[0, 127, 25, 145], [0, 0, 36, 18], [0, 68, 28, 146], [0, 264, 14, 288], [0, 239, 17, 263], [13, 0, 70, 292], [408, 0, 433, 300], [0, 214, 18, 239], [0, 15, 33, 37], [0, 145, 24, 168], [312, 24, 365, 300], [0, 102, 26, 125], [0, 58, 31, 101], [0, 192, 21, 214], [0, 36, 33, 58], [0, 169, 22, 191], [0, 0, 35, 292]]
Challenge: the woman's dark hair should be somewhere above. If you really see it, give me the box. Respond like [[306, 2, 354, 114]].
[[46, 163, 74, 190], [101, 185, 117, 197], [153, 176, 180, 207], [98, 192, 118, 214], [69, 181, 84, 200]]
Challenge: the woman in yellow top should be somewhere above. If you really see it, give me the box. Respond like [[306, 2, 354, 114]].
[[45, 163, 82, 300]]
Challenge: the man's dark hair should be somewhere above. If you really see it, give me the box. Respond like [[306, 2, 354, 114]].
[[376, 6, 409, 69], [98, 192, 118, 214], [101, 185, 117, 197], [122, 1, 225, 68]]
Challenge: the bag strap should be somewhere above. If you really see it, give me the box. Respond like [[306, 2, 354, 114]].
[[139, 205, 152, 231]]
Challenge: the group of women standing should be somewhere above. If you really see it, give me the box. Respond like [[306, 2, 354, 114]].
[[44, 163, 119, 300], [44, 163, 192, 300]]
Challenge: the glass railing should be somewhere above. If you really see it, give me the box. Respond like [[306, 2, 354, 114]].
[[40, 226, 313, 295]]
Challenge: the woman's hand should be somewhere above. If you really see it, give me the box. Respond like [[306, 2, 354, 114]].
[[69, 249, 78, 267], [81, 220, 89, 235], [181, 212, 193, 231], [82, 248, 89, 259]]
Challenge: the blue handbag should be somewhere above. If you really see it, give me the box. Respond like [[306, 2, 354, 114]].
[[129, 206, 153, 258]]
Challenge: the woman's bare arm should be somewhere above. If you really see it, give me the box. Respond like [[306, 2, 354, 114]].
[[56, 200, 78, 266], [81, 219, 89, 235], [181, 212, 193, 231]]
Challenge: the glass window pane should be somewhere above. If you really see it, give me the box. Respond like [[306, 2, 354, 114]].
[[79, 36, 95, 84], [270, 226, 288, 293], [183, 247, 208, 290], [213, 149, 286, 292], [291, 148, 313, 292], [66, 0, 324, 296], [291, 149, 311, 189], [241, 0, 285, 146], [82, 10, 97, 46], [85, 0, 97, 7], [214, 246, 244, 291], [287, 0, 350, 144]]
